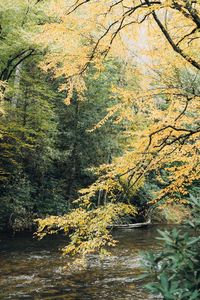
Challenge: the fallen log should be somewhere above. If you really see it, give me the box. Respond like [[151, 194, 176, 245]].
[[107, 218, 151, 229]]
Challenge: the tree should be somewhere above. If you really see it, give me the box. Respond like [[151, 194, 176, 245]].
[[54, 60, 131, 203], [36, 0, 200, 203], [0, 27, 131, 231], [35, 0, 200, 256], [64, 0, 200, 70], [0, 0, 46, 82], [0, 58, 58, 231]]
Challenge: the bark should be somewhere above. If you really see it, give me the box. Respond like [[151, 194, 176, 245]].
[[12, 63, 22, 107]]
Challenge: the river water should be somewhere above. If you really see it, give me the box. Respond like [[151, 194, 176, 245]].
[[0, 225, 166, 300]]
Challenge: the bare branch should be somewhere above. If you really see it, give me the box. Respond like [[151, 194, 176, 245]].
[[66, 0, 90, 15], [176, 27, 199, 46]]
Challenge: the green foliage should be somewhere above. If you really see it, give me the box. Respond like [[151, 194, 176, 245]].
[[0, 0, 46, 81], [0, 59, 60, 230], [0, 49, 131, 231], [144, 195, 200, 299], [53, 60, 127, 201]]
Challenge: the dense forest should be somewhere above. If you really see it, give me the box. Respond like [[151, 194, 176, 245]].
[[0, 2, 130, 231], [0, 0, 200, 299]]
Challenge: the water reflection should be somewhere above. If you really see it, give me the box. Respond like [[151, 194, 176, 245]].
[[0, 226, 167, 299]]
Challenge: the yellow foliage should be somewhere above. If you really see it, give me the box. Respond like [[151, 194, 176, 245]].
[[36, 203, 136, 256], [35, 0, 200, 256]]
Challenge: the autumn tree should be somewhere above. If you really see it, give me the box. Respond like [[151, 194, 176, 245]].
[[35, 0, 200, 256], [36, 0, 200, 199]]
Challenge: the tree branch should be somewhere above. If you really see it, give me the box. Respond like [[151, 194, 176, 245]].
[[145, 0, 200, 70]]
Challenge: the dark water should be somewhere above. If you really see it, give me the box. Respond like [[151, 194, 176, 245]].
[[0, 226, 166, 300]]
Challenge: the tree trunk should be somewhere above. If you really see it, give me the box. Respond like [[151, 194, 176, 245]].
[[12, 63, 22, 107]]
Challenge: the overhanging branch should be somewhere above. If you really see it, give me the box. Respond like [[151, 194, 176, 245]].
[[145, 0, 200, 70]]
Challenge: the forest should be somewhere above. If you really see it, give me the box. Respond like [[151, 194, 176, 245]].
[[0, 0, 200, 299]]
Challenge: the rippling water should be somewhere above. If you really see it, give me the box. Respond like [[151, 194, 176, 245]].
[[0, 225, 167, 299]]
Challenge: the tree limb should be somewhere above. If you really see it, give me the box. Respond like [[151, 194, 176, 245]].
[[145, 0, 200, 70]]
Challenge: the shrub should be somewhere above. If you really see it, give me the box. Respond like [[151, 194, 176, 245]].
[[144, 195, 200, 300]]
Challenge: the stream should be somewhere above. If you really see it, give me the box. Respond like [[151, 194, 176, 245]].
[[0, 225, 168, 299]]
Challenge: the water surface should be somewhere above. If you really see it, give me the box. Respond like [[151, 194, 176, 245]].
[[0, 225, 167, 299]]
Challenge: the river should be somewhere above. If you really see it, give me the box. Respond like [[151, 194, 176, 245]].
[[0, 225, 167, 299]]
